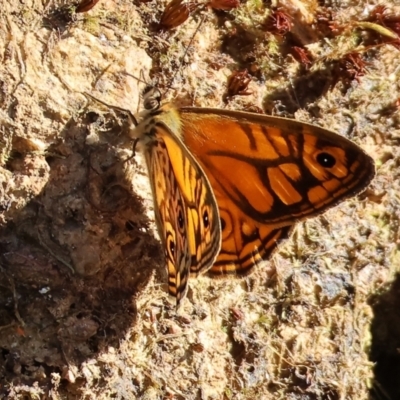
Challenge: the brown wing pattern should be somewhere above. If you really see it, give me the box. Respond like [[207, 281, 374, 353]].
[[146, 136, 191, 305], [179, 108, 375, 276], [145, 125, 221, 305]]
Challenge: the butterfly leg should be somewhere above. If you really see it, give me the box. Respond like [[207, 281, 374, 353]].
[[123, 138, 140, 163]]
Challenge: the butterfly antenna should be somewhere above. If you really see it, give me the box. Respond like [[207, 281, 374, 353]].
[[139, 69, 147, 84], [83, 92, 139, 126], [122, 70, 148, 86], [165, 12, 206, 96], [119, 69, 150, 112]]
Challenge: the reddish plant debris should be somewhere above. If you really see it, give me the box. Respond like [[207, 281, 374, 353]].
[[75, 0, 100, 13], [369, 4, 391, 22], [316, 5, 400, 51], [315, 8, 347, 37], [16, 326, 26, 337], [264, 8, 293, 36], [366, 5, 400, 48], [207, 0, 240, 11], [388, 39, 400, 49], [331, 52, 367, 89], [369, 5, 400, 34], [225, 69, 252, 100], [291, 46, 312, 67], [192, 342, 205, 352], [230, 307, 245, 321], [158, 0, 199, 31], [316, 8, 338, 36], [327, 19, 345, 36], [340, 52, 367, 81], [163, 391, 180, 400]]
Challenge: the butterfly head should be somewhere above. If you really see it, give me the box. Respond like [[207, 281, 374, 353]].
[[142, 86, 162, 111]]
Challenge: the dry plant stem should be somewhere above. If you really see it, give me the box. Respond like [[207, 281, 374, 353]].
[[37, 229, 75, 273], [0, 265, 25, 327]]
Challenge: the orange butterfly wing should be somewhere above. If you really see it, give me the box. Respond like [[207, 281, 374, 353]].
[[178, 108, 375, 276], [145, 125, 221, 304]]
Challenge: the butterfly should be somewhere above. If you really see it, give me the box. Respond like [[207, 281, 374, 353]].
[[86, 87, 375, 308]]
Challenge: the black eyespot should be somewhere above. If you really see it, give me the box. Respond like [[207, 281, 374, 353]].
[[203, 209, 209, 228], [169, 240, 175, 257], [316, 152, 336, 168], [178, 209, 184, 230]]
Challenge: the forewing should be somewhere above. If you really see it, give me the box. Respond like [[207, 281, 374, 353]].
[[145, 125, 221, 305], [146, 136, 192, 306]]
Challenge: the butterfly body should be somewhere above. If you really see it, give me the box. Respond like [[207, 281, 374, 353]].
[[87, 89, 375, 307]]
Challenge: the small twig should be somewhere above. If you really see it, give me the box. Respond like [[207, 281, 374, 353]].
[[0, 265, 25, 326], [154, 331, 190, 343], [0, 323, 16, 331], [37, 229, 75, 273]]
